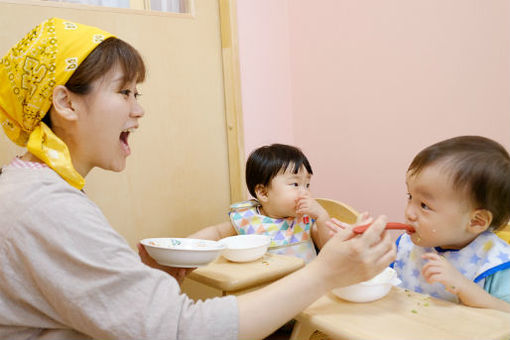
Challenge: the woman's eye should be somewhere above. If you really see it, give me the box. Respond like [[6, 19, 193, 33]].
[[291, 183, 298, 187], [120, 89, 131, 97], [134, 92, 141, 99], [306, 183, 310, 188], [406, 193, 412, 200]]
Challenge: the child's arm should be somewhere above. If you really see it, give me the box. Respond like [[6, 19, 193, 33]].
[[187, 221, 237, 241], [421, 253, 510, 313], [296, 194, 330, 249]]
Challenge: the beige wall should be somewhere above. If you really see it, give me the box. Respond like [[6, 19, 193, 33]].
[[237, 0, 510, 221], [0, 0, 234, 247]]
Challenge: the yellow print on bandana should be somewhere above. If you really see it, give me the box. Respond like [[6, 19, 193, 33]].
[[93, 34, 105, 43], [65, 57, 78, 72], [21, 57, 48, 97], [63, 22, 78, 30]]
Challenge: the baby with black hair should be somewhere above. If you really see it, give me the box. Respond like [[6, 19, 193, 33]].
[[190, 143, 330, 262], [395, 136, 510, 312]]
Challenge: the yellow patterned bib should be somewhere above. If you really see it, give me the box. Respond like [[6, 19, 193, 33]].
[[229, 200, 317, 263]]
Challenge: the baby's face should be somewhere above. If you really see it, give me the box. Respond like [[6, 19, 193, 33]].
[[262, 165, 312, 219], [404, 164, 475, 249]]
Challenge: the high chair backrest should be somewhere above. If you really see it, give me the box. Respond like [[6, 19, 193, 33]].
[[316, 198, 359, 225], [495, 224, 510, 244]]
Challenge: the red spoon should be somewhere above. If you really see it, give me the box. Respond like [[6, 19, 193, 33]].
[[353, 222, 415, 234]]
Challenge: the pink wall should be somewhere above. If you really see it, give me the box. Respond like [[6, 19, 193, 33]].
[[236, 0, 294, 157], [237, 0, 510, 221]]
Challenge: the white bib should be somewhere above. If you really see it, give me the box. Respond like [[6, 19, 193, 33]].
[[393, 231, 510, 302]]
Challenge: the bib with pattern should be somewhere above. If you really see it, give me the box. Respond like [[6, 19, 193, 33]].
[[393, 231, 510, 302], [229, 200, 317, 263]]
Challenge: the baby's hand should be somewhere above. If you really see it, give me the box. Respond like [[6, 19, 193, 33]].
[[295, 194, 326, 220], [421, 253, 469, 295]]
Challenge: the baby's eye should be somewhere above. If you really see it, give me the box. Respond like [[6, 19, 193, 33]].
[[406, 193, 412, 200], [306, 183, 310, 188], [420, 202, 430, 210], [291, 183, 298, 187]]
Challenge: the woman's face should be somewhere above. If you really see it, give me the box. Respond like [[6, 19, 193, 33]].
[[68, 65, 144, 176]]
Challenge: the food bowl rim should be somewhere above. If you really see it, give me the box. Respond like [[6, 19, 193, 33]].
[[140, 238, 226, 252], [220, 234, 271, 250], [350, 267, 398, 287]]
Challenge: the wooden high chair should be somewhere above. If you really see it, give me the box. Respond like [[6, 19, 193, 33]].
[[495, 223, 510, 244], [316, 198, 359, 224]]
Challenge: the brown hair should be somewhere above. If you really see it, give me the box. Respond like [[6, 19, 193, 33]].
[[66, 36, 146, 94], [408, 136, 510, 231], [43, 37, 145, 127]]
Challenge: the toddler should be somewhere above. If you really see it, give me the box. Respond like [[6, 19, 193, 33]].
[[393, 136, 510, 312], [190, 143, 330, 263]]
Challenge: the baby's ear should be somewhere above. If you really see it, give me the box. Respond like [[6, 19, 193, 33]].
[[254, 184, 268, 202], [468, 209, 493, 234]]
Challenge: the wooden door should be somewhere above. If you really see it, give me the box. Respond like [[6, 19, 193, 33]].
[[0, 0, 245, 248]]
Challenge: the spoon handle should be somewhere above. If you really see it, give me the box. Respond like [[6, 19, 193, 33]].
[[352, 222, 415, 234]]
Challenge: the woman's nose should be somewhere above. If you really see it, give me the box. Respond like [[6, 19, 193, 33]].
[[131, 101, 145, 118]]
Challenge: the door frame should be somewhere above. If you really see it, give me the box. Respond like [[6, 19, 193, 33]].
[[0, 0, 246, 203]]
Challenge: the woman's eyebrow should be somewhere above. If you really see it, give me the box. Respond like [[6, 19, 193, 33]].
[[111, 74, 126, 84]]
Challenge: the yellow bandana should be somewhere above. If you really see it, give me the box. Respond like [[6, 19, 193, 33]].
[[0, 18, 114, 189]]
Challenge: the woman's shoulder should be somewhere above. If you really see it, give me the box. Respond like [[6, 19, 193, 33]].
[[0, 166, 91, 208], [0, 166, 107, 237]]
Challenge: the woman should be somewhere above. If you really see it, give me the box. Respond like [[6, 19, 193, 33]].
[[0, 18, 396, 340]]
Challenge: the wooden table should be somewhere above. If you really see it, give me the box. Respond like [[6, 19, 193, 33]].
[[290, 287, 510, 340], [185, 253, 305, 296]]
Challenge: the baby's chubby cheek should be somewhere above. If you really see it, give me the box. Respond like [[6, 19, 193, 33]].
[[410, 231, 423, 245]]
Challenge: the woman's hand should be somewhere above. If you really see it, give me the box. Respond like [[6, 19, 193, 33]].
[[237, 214, 396, 339], [314, 215, 396, 289], [324, 211, 372, 237], [137, 243, 195, 285]]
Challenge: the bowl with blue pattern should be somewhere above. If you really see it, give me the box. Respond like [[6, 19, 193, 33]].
[[141, 238, 225, 268]]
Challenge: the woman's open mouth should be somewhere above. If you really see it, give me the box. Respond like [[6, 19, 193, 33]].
[[120, 128, 134, 155]]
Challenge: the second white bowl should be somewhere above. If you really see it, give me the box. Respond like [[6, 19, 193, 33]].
[[331, 267, 401, 303], [219, 234, 271, 262]]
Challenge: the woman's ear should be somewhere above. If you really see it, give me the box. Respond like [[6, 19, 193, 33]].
[[468, 209, 493, 234], [254, 184, 269, 202], [52, 85, 78, 121]]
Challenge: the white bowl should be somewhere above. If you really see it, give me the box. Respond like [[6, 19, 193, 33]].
[[219, 234, 271, 262], [331, 267, 401, 303], [140, 238, 225, 268]]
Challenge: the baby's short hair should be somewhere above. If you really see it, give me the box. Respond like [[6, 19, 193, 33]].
[[245, 144, 313, 198], [408, 136, 510, 230]]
